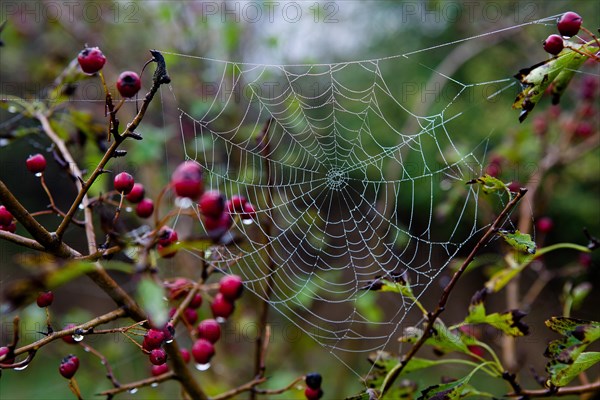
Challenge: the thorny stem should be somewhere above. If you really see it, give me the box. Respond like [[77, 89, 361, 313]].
[[380, 189, 527, 397]]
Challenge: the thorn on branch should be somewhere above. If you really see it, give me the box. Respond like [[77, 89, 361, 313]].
[[113, 150, 127, 158]]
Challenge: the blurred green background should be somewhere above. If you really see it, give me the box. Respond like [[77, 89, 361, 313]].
[[1, 1, 599, 399]]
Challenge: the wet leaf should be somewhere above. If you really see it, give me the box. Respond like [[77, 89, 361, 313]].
[[136, 278, 168, 328], [497, 230, 536, 254], [466, 174, 509, 196], [465, 293, 529, 337]]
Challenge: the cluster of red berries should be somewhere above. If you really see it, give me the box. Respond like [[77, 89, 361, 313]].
[[114, 173, 155, 219], [77, 47, 141, 99], [304, 372, 324, 399], [0, 205, 16, 233], [543, 11, 583, 55]]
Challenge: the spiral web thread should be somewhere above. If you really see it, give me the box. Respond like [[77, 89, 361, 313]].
[[159, 15, 557, 376]]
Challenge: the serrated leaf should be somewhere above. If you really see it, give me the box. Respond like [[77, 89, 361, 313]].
[[136, 278, 168, 327], [399, 322, 471, 355], [547, 352, 600, 387], [544, 317, 600, 387], [466, 174, 509, 196], [497, 230, 536, 254], [512, 43, 594, 121], [465, 290, 529, 336]]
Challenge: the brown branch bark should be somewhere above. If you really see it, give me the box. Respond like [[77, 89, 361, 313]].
[[506, 380, 600, 397]]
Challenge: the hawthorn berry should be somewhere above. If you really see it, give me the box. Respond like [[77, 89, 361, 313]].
[[0, 206, 13, 226], [59, 354, 79, 379], [158, 226, 178, 247], [151, 363, 169, 376], [543, 34, 564, 55], [191, 338, 215, 364], [61, 324, 78, 344], [180, 348, 191, 363], [77, 47, 106, 74], [211, 293, 235, 320], [0, 222, 17, 233], [219, 275, 244, 301], [143, 329, 165, 351], [149, 348, 168, 365], [189, 293, 203, 309], [26, 153, 47, 174], [227, 195, 247, 213], [126, 183, 145, 203], [135, 198, 154, 218], [171, 161, 203, 200], [467, 344, 485, 358], [305, 373, 322, 390], [183, 307, 198, 325], [117, 71, 141, 98], [197, 319, 221, 343], [199, 191, 226, 217], [162, 323, 175, 343], [579, 253, 592, 268], [36, 291, 54, 308], [241, 203, 256, 220], [167, 278, 190, 300], [114, 172, 135, 194], [536, 217, 554, 233], [204, 212, 233, 240], [574, 122, 593, 138], [304, 387, 323, 400], [557, 11, 582, 37], [0, 346, 15, 364]]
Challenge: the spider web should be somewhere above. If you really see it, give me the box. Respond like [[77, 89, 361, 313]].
[[158, 16, 555, 375]]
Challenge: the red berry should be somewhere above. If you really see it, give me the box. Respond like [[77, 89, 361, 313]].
[[197, 319, 221, 343], [162, 323, 175, 343], [117, 71, 141, 98], [0, 206, 13, 226], [59, 354, 79, 379], [135, 198, 154, 218], [581, 76, 599, 100], [485, 163, 500, 177], [536, 217, 554, 233], [467, 344, 485, 358], [574, 122, 593, 138], [211, 293, 235, 320], [180, 348, 191, 363], [204, 212, 233, 240], [557, 11, 582, 37], [0, 346, 15, 364], [36, 291, 54, 308], [143, 329, 165, 351], [26, 153, 47, 174], [151, 363, 169, 376], [227, 195, 247, 213], [0, 222, 17, 233], [199, 191, 226, 217], [149, 348, 167, 365], [189, 293, 203, 308], [171, 161, 203, 200], [77, 47, 106, 74], [191, 339, 215, 364], [507, 181, 521, 193], [158, 227, 178, 247], [219, 275, 243, 301], [579, 253, 592, 268], [543, 34, 564, 55], [241, 203, 256, 220], [183, 307, 198, 325], [158, 243, 178, 258], [167, 278, 190, 300], [61, 324, 78, 344], [533, 116, 548, 136], [114, 172, 135, 194], [126, 183, 145, 203], [304, 387, 323, 400]]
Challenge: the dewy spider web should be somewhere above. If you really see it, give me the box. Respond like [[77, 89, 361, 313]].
[[158, 16, 556, 375]]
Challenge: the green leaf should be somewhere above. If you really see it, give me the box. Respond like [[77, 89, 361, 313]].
[[513, 42, 595, 122], [361, 352, 419, 399], [466, 174, 510, 196], [465, 290, 529, 336], [544, 317, 600, 387], [136, 278, 168, 327], [497, 230, 536, 254], [399, 322, 471, 355]]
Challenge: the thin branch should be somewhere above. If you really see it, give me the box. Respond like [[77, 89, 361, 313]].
[[506, 380, 600, 397], [97, 371, 176, 396], [211, 378, 267, 400], [253, 376, 305, 395], [0, 229, 46, 251], [380, 189, 527, 397], [80, 343, 121, 388]]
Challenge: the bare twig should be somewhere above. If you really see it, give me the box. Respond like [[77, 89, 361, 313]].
[[97, 371, 176, 396], [380, 189, 527, 397], [506, 380, 600, 397]]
